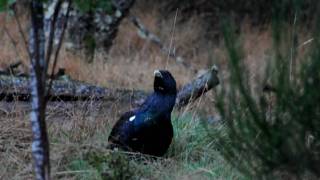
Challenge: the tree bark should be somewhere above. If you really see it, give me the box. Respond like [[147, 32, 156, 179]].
[[29, 1, 50, 180], [61, 0, 135, 61], [175, 65, 219, 108]]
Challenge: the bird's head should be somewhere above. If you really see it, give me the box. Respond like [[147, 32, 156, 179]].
[[153, 70, 177, 95]]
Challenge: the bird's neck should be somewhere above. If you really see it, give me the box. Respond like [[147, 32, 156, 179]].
[[142, 92, 176, 113]]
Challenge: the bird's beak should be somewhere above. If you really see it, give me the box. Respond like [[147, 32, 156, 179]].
[[154, 70, 162, 78]]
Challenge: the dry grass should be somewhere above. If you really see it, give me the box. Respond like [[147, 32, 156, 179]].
[[0, 99, 241, 179], [0, 100, 118, 179], [0, 3, 210, 90], [0, 1, 313, 179]]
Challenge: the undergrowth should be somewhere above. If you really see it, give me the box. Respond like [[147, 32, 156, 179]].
[[61, 112, 244, 180]]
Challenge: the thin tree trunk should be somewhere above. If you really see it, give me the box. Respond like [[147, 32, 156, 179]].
[[29, 1, 50, 179]]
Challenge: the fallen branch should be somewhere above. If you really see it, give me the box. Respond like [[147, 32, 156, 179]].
[[0, 75, 145, 101], [176, 65, 219, 108], [129, 16, 189, 68], [0, 66, 219, 108]]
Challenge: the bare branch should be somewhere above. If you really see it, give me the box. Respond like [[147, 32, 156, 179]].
[[13, 7, 32, 63], [44, 0, 63, 71], [129, 16, 189, 68], [47, 0, 72, 98], [3, 26, 23, 60]]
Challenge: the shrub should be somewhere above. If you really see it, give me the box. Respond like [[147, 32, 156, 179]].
[[215, 4, 320, 179]]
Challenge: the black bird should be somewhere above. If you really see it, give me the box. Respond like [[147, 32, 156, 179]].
[[108, 70, 177, 156]]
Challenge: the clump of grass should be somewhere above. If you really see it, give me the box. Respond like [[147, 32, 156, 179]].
[[56, 112, 244, 180], [68, 151, 141, 180], [168, 113, 245, 179], [169, 113, 216, 159]]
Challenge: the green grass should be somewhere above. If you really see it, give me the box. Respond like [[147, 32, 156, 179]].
[[62, 112, 245, 180]]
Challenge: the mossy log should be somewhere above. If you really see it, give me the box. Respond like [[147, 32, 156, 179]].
[[175, 66, 219, 108], [0, 75, 146, 102], [0, 66, 219, 108]]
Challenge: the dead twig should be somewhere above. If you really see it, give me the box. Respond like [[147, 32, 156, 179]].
[[12, 7, 32, 63], [129, 16, 189, 68]]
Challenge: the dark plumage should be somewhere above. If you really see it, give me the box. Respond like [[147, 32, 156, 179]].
[[108, 70, 177, 156]]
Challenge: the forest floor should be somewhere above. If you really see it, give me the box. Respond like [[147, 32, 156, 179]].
[[0, 2, 312, 179]]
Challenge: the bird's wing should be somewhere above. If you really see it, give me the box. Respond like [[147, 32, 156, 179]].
[[108, 111, 135, 142], [108, 110, 159, 143]]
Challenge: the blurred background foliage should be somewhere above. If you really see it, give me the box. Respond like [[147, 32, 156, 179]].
[[213, 0, 320, 179], [155, 0, 319, 40]]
